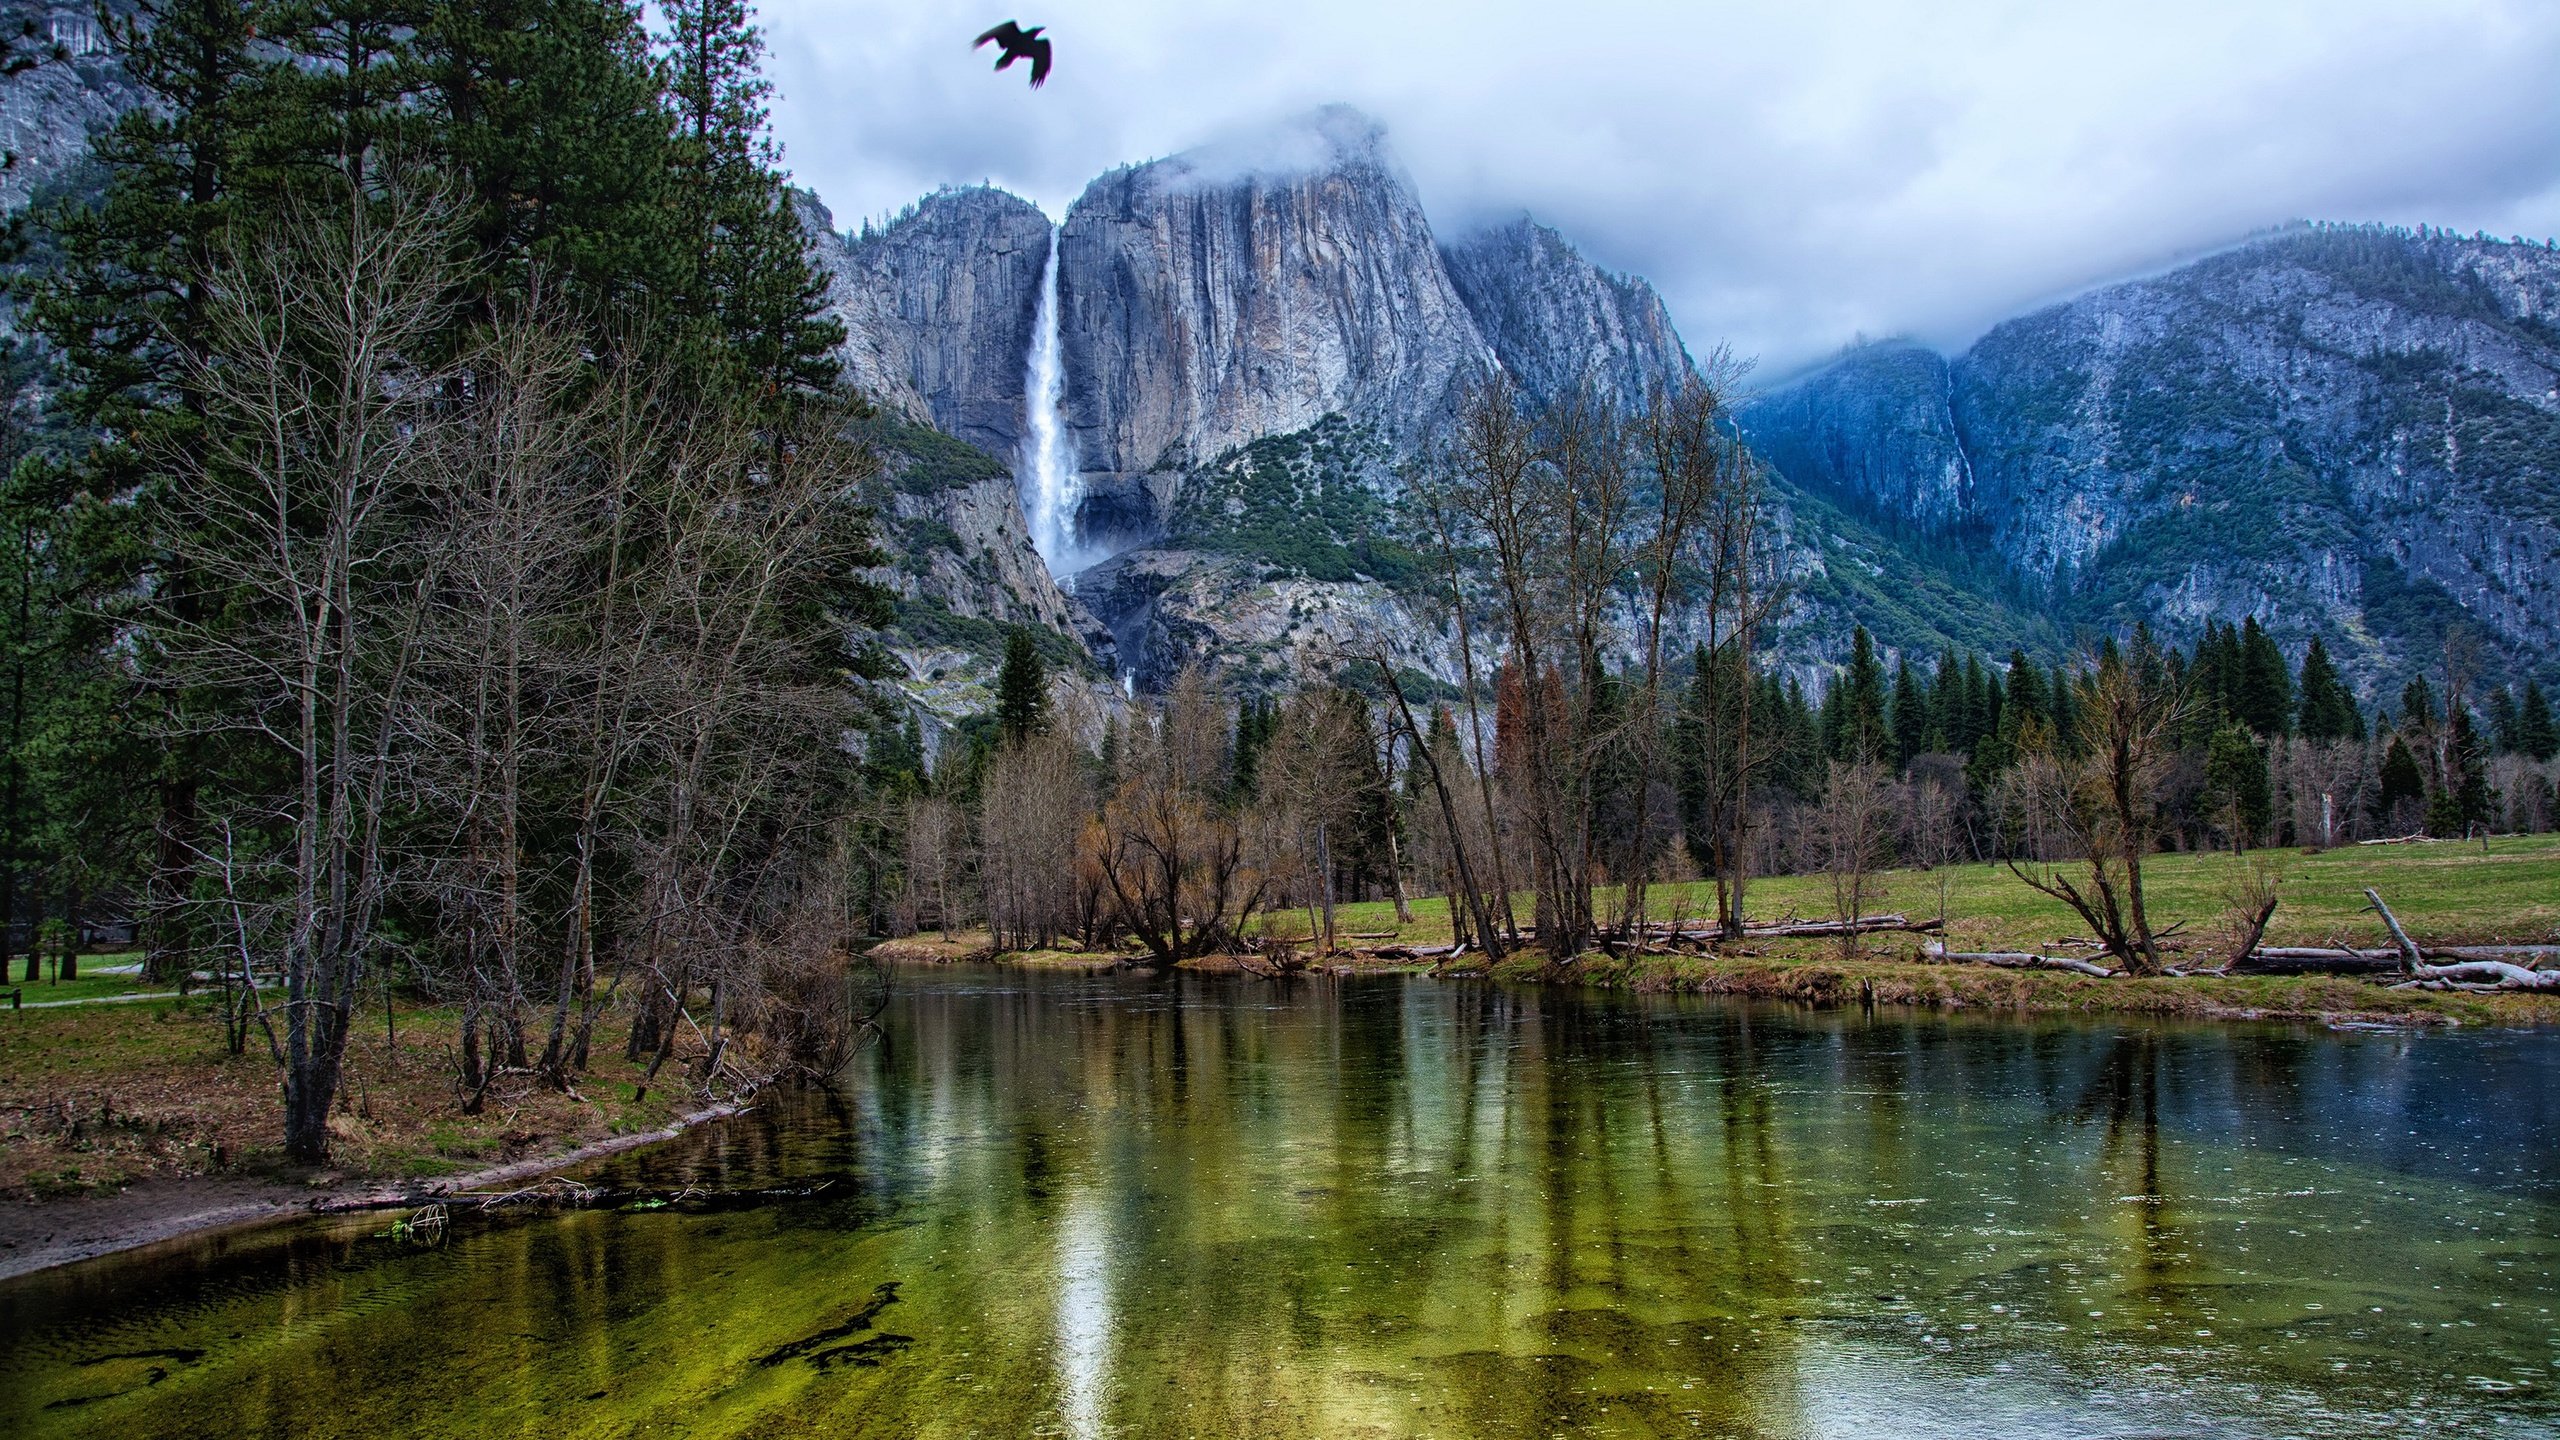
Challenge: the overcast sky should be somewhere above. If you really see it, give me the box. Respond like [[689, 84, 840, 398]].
[[755, 0, 2560, 378]]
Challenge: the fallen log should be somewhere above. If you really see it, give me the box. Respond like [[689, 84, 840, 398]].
[[2365, 889, 2557, 991], [2226, 947, 2402, 976], [2356, 833, 2432, 846], [2423, 945, 2560, 967], [1743, 914, 1943, 939], [2411, 959, 2560, 991], [2364, 889, 2423, 972], [1924, 942, 2117, 978]]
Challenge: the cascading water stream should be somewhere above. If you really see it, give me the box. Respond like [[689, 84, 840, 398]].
[[1019, 227, 1087, 582]]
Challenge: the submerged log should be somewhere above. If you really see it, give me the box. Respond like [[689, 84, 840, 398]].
[[1924, 942, 2117, 978]]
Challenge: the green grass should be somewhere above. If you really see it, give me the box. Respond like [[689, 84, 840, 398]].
[[0, 961, 168, 1007], [1278, 833, 2560, 955]]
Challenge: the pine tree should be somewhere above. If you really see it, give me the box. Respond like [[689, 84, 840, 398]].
[[2189, 620, 2233, 724], [1231, 694, 1277, 800], [1927, 645, 1958, 752], [657, 0, 843, 406], [2445, 708, 2494, 835], [2295, 635, 2362, 742], [1830, 627, 1889, 763], [421, 0, 685, 330], [2003, 648, 2047, 732], [2234, 618, 2292, 736], [994, 628, 1049, 744], [2520, 680, 2558, 763], [1968, 653, 1998, 756], [1889, 654, 1927, 770], [30, 0, 275, 982], [1775, 675, 1820, 800], [2486, 686, 2521, 756], [2376, 734, 2426, 830], [2203, 723, 2271, 852]]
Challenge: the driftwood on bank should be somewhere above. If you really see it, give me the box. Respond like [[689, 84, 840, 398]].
[[2224, 947, 2403, 976], [1923, 942, 2117, 978], [1744, 913, 1945, 939]]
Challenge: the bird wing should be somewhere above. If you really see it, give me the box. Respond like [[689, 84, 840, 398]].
[[975, 21, 1022, 49], [1027, 36, 1052, 87]]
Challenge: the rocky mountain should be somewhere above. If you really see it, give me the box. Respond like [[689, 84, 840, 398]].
[[1442, 218, 1696, 414], [21, 25, 2548, 709], [1052, 105, 1494, 541], [1740, 226, 2560, 691], [806, 105, 1707, 693], [804, 187, 1053, 462]]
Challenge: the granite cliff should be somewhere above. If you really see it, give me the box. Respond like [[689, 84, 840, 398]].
[[807, 106, 1705, 692], [1740, 226, 2560, 690]]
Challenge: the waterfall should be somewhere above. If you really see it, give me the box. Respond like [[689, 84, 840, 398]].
[[1019, 227, 1087, 579]]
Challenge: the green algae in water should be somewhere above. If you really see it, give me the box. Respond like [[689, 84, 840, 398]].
[[4, 972, 2557, 1438]]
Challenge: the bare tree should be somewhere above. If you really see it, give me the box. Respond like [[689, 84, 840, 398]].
[[614, 377, 881, 1099], [162, 177, 471, 1160], [2212, 855, 2284, 968], [1086, 667, 1269, 968], [1904, 756, 1970, 930], [2006, 646, 2187, 976], [1618, 366, 1740, 940], [1253, 686, 1369, 954], [980, 728, 1088, 950], [1365, 652, 1508, 959], [1804, 759, 1898, 955], [901, 795, 967, 940]]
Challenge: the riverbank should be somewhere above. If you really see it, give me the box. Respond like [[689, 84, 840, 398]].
[[0, 1099, 745, 1281], [1483, 949, 2560, 1025], [882, 930, 2557, 1025], [0, 989, 757, 1277]]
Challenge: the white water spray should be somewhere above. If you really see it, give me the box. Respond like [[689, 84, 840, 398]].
[[1019, 228, 1088, 578]]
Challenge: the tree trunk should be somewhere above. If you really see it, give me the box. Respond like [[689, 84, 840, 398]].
[[1315, 821, 1336, 954]]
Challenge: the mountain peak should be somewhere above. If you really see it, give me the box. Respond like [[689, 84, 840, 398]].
[[1119, 104, 1400, 197]]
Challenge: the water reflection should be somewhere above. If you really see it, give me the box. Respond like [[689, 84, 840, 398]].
[[1055, 1183, 1112, 1439], [2, 970, 2556, 1439]]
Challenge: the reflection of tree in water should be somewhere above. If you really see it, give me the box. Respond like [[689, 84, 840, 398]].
[[2068, 1029, 2191, 1311], [1414, 994, 1811, 1438]]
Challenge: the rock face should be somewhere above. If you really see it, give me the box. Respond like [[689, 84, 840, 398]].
[[1742, 226, 2560, 689], [805, 186, 1054, 462], [1741, 341, 1974, 535], [0, 7, 138, 214], [1053, 105, 1496, 539], [856, 418, 1125, 732], [1440, 218, 1695, 413], [805, 106, 1713, 691]]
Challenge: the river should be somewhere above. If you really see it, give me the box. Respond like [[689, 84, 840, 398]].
[[4, 968, 2555, 1437]]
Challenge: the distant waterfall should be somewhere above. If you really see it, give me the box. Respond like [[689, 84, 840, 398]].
[[1019, 228, 1087, 578]]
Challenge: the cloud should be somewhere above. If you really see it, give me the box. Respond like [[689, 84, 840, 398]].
[[754, 0, 2560, 376]]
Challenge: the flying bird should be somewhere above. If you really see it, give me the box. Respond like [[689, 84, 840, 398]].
[[974, 20, 1052, 89]]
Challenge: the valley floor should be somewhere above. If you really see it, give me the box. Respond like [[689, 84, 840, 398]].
[[937, 833, 2560, 1026], [7, 835, 2551, 1276]]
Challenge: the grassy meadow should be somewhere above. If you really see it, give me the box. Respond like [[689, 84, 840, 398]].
[[1268, 832, 2560, 955]]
